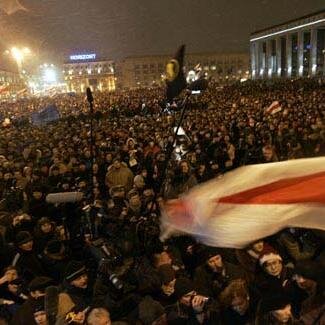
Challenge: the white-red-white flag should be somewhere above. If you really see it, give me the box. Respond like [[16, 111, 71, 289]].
[[265, 101, 282, 115], [160, 157, 325, 248]]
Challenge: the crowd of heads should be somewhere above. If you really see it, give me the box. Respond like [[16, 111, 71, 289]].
[[0, 78, 324, 324]]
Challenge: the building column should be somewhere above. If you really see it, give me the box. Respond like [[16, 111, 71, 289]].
[[266, 39, 272, 78], [254, 41, 260, 79], [310, 28, 317, 76], [259, 42, 265, 78], [286, 34, 292, 77], [250, 42, 257, 79], [297, 30, 304, 76], [276, 37, 282, 77]]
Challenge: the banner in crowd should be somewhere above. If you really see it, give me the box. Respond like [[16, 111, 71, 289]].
[[265, 101, 282, 114], [166, 45, 187, 102], [160, 157, 325, 248], [31, 104, 60, 126]]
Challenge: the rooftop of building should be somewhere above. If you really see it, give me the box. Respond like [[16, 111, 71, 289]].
[[251, 9, 325, 36], [121, 51, 249, 61]]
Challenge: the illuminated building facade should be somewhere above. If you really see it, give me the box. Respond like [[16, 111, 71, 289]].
[[116, 52, 249, 89], [63, 53, 116, 92], [0, 58, 25, 98], [250, 10, 325, 79]]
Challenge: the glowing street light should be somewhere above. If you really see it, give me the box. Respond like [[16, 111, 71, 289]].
[[7, 47, 32, 72], [11, 47, 23, 65]]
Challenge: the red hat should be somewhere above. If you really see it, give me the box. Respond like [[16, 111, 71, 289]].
[[259, 246, 282, 266]]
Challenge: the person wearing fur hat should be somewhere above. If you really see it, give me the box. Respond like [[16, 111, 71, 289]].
[[255, 292, 303, 325], [254, 246, 295, 296], [194, 246, 244, 298]]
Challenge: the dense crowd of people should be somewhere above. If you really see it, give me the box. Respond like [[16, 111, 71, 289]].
[[0, 78, 324, 324]]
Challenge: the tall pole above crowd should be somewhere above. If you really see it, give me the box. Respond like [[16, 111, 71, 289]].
[[86, 87, 95, 202]]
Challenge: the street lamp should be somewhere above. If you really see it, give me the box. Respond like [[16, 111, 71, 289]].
[[8, 47, 31, 73]]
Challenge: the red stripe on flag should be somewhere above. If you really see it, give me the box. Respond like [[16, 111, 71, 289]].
[[164, 199, 194, 226], [218, 171, 325, 205]]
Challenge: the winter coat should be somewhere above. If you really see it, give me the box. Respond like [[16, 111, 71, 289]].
[[105, 163, 134, 192], [12, 250, 46, 282], [194, 262, 245, 298], [10, 298, 37, 325], [254, 266, 295, 296]]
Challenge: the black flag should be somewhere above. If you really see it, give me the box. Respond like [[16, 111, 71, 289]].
[[166, 45, 187, 102]]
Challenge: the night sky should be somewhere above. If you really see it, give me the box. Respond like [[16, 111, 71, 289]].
[[0, 0, 324, 61]]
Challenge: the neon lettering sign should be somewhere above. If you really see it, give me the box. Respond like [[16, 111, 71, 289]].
[[70, 54, 96, 60]]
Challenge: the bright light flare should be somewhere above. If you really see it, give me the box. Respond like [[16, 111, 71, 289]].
[[11, 47, 23, 63], [43, 68, 57, 83]]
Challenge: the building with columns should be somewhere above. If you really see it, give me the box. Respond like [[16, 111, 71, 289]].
[[62, 53, 116, 93], [116, 52, 249, 89], [250, 10, 325, 79]]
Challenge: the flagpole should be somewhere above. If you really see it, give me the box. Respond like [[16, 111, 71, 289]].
[[159, 90, 191, 197], [86, 88, 95, 201]]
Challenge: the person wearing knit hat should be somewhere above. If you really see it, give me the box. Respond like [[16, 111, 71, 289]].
[[12, 230, 46, 282], [11, 278, 52, 325], [260, 292, 290, 312], [32, 297, 48, 325], [15, 231, 33, 251], [258, 247, 283, 277], [64, 261, 88, 287], [291, 261, 325, 324], [42, 240, 68, 282], [29, 276, 53, 293], [255, 247, 296, 299], [57, 261, 91, 320], [174, 277, 195, 301], [194, 246, 244, 298], [255, 292, 302, 325], [166, 277, 214, 324]]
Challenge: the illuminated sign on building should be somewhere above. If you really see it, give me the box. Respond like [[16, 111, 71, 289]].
[[70, 54, 96, 61]]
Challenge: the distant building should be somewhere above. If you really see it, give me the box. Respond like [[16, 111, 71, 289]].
[[250, 10, 325, 79], [0, 56, 25, 98], [116, 52, 249, 89], [63, 53, 116, 92]]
